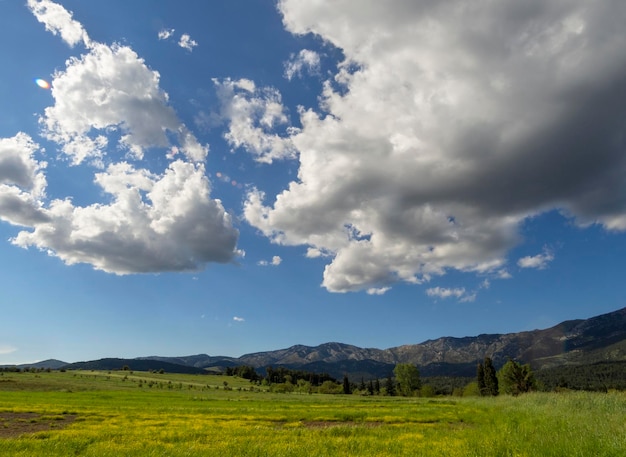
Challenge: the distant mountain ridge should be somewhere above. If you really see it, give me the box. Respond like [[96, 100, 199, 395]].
[[0, 359, 68, 370], [4, 307, 625, 379]]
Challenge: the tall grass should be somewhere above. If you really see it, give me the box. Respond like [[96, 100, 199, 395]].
[[1, 371, 624, 456]]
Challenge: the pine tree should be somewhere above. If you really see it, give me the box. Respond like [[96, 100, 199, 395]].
[[483, 357, 499, 396], [476, 362, 486, 396], [385, 374, 396, 396], [343, 375, 351, 395]]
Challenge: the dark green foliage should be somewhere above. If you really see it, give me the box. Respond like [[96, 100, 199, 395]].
[[476, 362, 486, 396], [393, 363, 421, 396], [225, 365, 261, 381], [499, 359, 536, 395], [264, 366, 336, 386], [343, 375, 351, 394], [536, 361, 626, 392], [483, 357, 499, 396], [385, 374, 396, 396], [420, 376, 473, 395]]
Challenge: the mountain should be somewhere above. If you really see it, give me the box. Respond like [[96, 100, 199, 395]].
[[139, 354, 240, 369], [0, 359, 68, 370], [133, 307, 626, 379], [237, 342, 393, 367], [62, 358, 207, 374], [13, 307, 625, 380]]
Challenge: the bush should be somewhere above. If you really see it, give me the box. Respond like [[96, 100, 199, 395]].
[[420, 385, 436, 397], [318, 380, 342, 394], [463, 381, 481, 397]]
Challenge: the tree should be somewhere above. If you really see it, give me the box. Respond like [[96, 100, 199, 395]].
[[499, 359, 536, 395], [483, 357, 499, 396], [463, 381, 481, 397], [343, 375, 351, 394], [476, 362, 486, 396], [385, 374, 396, 396], [319, 380, 341, 394], [393, 363, 421, 396]]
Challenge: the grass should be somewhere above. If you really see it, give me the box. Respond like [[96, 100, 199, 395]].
[[1, 370, 625, 456]]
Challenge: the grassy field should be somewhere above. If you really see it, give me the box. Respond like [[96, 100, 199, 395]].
[[1, 370, 625, 456]]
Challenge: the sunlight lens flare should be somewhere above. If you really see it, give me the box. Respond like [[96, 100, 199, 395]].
[[35, 78, 50, 89]]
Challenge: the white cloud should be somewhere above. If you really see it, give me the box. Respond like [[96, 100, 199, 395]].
[[0, 345, 17, 355], [158, 28, 175, 40], [214, 78, 297, 164], [242, 0, 626, 293], [426, 287, 466, 300], [0, 133, 49, 227], [9, 2, 240, 275], [233, 316, 245, 322], [27, 0, 90, 47], [305, 247, 332, 258], [0, 133, 46, 197], [518, 250, 555, 270], [258, 255, 282, 266], [284, 49, 321, 80], [459, 292, 477, 303], [40, 42, 207, 164], [11, 160, 239, 274], [496, 270, 513, 280], [178, 33, 198, 51], [426, 286, 476, 302], [367, 287, 390, 296]]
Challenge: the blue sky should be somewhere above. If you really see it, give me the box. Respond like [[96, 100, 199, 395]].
[[2, 0, 626, 364]]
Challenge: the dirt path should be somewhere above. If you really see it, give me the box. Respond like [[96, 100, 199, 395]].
[[0, 412, 77, 438]]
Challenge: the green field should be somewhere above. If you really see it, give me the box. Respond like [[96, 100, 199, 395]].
[[1, 370, 625, 456]]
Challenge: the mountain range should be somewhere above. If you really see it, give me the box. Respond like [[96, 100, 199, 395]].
[[6, 307, 626, 380]]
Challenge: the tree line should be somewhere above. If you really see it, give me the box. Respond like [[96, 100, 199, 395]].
[[222, 359, 543, 397]]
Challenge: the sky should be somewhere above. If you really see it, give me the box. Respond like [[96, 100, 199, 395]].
[[2, 0, 626, 365]]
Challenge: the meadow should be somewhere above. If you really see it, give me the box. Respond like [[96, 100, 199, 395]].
[[1, 370, 625, 456]]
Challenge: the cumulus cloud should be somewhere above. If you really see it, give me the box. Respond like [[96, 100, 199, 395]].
[[27, 0, 90, 47], [518, 250, 555, 270], [258, 255, 282, 267], [242, 0, 626, 292], [40, 41, 207, 164], [0, 133, 49, 227], [214, 78, 297, 163], [284, 49, 321, 80], [11, 160, 239, 274], [178, 33, 198, 51], [0, 133, 46, 196], [6, 1, 240, 275], [233, 316, 245, 322]]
